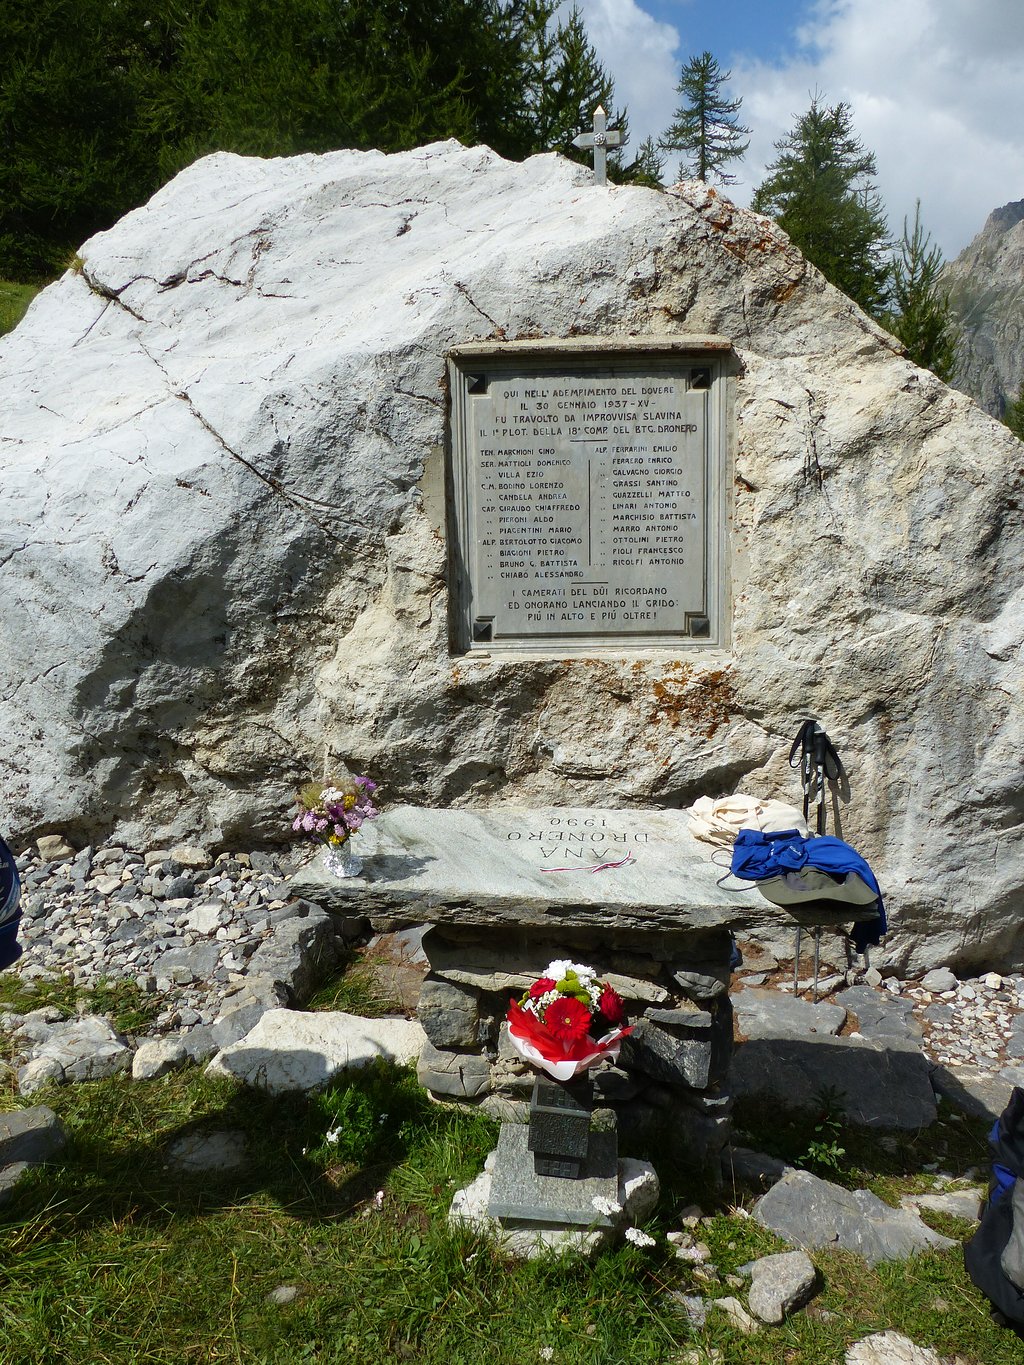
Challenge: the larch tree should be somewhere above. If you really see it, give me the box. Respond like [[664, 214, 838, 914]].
[[752, 96, 890, 317], [882, 202, 959, 382], [659, 51, 749, 184]]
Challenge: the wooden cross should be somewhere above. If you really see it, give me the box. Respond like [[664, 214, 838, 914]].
[[572, 105, 624, 186]]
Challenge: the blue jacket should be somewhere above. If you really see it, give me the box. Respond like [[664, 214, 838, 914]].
[[730, 827, 886, 950]]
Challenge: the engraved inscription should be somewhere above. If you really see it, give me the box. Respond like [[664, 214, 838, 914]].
[[507, 814, 651, 861]]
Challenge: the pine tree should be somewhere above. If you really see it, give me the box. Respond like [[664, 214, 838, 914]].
[[882, 202, 959, 382], [659, 51, 749, 184], [752, 97, 890, 317]]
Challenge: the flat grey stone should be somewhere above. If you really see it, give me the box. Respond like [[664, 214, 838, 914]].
[[930, 1063, 1018, 1122], [132, 1037, 188, 1081], [267, 1285, 300, 1306], [711, 1296, 759, 1334], [0, 1106, 66, 1165], [210, 1003, 267, 1049], [747, 1250, 817, 1324], [754, 1170, 956, 1265], [920, 968, 957, 993], [290, 807, 871, 935], [417, 1040, 491, 1099], [834, 986, 921, 1042], [845, 1331, 947, 1365], [900, 1188, 984, 1221], [207, 1009, 425, 1094], [732, 1033, 936, 1129], [0, 1161, 32, 1205], [734, 988, 846, 1039], [18, 1016, 132, 1093], [417, 977, 480, 1049], [487, 1122, 618, 1225], [450, 1147, 658, 1260], [167, 1129, 247, 1172], [677, 971, 731, 1004], [620, 1007, 730, 1090]]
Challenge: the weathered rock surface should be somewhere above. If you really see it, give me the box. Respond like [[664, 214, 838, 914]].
[[14, 1016, 132, 1094], [734, 988, 846, 1039], [206, 1008, 425, 1093], [0, 1106, 66, 1167], [845, 1331, 948, 1365], [3, 142, 1024, 970], [946, 199, 1024, 416], [746, 1249, 817, 1324], [731, 1033, 937, 1129], [754, 1170, 956, 1265]]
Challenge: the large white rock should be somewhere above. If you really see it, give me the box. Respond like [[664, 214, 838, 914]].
[[205, 1008, 425, 1092], [2, 141, 1023, 970]]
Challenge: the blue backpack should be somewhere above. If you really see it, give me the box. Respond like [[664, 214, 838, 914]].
[[0, 836, 22, 970], [965, 1087, 1024, 1333]]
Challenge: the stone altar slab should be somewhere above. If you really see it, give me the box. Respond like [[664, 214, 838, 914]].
[[289, 804, 879, 935]]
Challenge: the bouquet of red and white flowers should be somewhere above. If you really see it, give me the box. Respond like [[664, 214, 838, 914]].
[[506, 960, 631, 1083]]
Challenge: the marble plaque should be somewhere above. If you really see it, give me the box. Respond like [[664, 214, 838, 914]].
[[448, 338, 730, 652]]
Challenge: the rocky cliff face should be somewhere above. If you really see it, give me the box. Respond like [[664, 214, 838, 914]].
[[946, 199, 1024, 416], [2, 142, 1023, 973]]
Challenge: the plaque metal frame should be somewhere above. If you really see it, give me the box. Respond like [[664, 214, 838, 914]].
[[447, 337, 731, 655]]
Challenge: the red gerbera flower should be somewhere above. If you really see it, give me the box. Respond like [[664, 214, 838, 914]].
[[529, 976, 557, 999], [543, 995, 592, 1044], [598, 985, 625, 1026]]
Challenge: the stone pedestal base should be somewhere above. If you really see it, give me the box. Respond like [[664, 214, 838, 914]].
[[416, 923, 734, 1168]]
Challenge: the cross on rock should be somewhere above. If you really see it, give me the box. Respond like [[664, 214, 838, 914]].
[[572, 106, 624, 186]]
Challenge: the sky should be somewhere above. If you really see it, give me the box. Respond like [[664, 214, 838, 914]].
[[573, 0, 1024, 259]]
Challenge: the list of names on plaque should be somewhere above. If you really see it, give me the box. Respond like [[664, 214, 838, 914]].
[[461, 362, 717, 645]]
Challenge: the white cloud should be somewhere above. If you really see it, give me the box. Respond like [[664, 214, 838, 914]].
[[576, 0, 1024, 258], [571, 0, 681, 155], [733, 0, 1024, 257]]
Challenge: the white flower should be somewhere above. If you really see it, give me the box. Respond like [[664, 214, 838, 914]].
[[373, 1189, 385, 1209], [624, 1227, 656, 1248], [539, 1348, 555, 1362], [592, 1195, 623, 1216], [546, 960, 595, 982], [325, 1126, 342, 1145]]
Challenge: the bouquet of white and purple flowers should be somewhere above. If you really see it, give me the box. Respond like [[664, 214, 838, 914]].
[[292, 775, 381, 859]]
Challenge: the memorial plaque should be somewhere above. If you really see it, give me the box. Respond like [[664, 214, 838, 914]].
[[448, 338, 730, 653]]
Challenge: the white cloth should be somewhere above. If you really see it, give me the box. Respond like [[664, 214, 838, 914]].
[[686, 793, 808, 848]]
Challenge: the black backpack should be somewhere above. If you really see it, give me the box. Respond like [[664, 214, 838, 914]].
[[964, 1087, 1024, 1332]]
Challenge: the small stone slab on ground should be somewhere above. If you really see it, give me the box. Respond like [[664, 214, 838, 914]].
[[0, 1105, 66, 1166], [166, 1129, 248, 1173], [711, 1296, 758, 1334], [930, 1062, 1024, 1122], [846, 1331, 947, 1365], [834, 985, 922, 1043], [746, 1249, 817, 1324], [206, 1009, 426, 1094], [731, 1032, 937, 1129], [733, 988, 846, 1039], [754, 1170, 956, 1266], [900, 1188, 984, 1222], [17, 1016, 132, 1094]]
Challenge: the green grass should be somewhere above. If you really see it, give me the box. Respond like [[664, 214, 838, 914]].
[[0, 1058, 1018, 1364], [0, 280, 38, 336], [0, 974, 162, 1037]]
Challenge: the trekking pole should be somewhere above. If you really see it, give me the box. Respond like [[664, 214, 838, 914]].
[[789, 720, 844, 999]]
